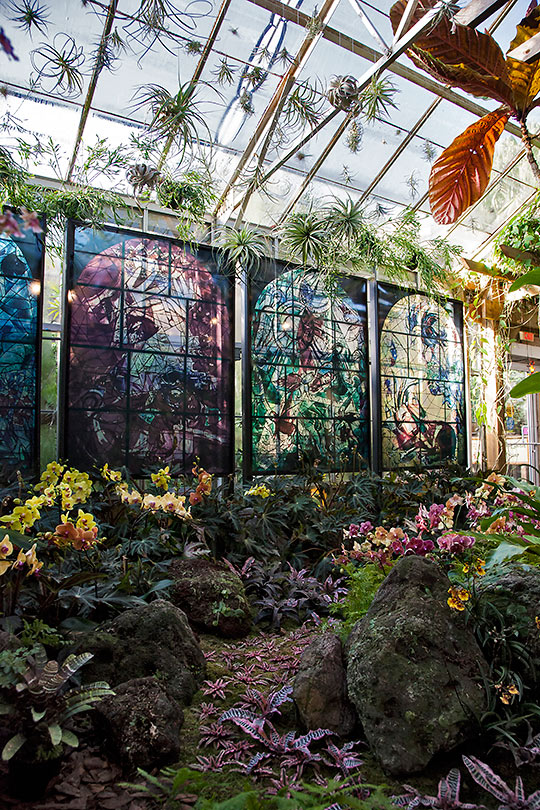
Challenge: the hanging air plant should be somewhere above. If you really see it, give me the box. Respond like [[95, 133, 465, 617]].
[[283, 82, 325, 130], [327, 75, 360, 112], [239, 90, 255, 115], [126, 163, 161, 193], [30, 33, 86, 96], [132, 81, 212, 168], [345, 120, 363, 154], [212, 57, 235, 86], [8, 0, 50, 37], [184, 39, 203, 55]]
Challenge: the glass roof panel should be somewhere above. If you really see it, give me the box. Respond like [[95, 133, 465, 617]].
[[0, 0, 536, 259]]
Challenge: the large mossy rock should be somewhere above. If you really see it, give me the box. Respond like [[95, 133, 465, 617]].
[[81, 600, 206, 704], [293, 632, 357, 737], [95, 677, 184, 772], [170, 558, 252, 638], [478, 564, 540, 693], [346, 556, 487, 775]]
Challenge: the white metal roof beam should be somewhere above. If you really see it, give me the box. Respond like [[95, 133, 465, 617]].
[[346, 0, 389, 52]]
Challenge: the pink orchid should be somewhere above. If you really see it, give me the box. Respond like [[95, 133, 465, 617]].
[[20, 208, 42, 234], [0, 211, 23, 238]]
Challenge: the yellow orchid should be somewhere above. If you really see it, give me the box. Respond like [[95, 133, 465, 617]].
[[75, 510, 97, 531], [101, 463, 122, 482], [12, 548, 27, 571], [0, 535, 13, 558], [24, 544, 43, 576], [151, 466, 171, 491]]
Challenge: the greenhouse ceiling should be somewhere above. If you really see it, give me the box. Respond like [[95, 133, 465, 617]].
[[0, 0, 539, 259]]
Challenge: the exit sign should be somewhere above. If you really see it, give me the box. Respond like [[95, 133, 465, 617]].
[[520, 331, 535, 342]]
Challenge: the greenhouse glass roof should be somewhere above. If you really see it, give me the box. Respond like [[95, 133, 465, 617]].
[[0, 0, 538, 258]]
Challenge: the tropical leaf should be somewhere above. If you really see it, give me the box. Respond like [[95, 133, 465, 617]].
[[410, 48, 515, 109], [439, 768, 460, 803], [510, 371, 540, 397], [48, 723, 62, 746], [2, 733, 26, 761], [61, 729, 79, 748], [389, 0, 515, 107], [462, 756, 513, 803], [429, 108, 509, 223], [509, 267, 540, 292], [268, 683, 293, 710], [31, 707, 46, 722], [529, 790, 540, 810], [507, 7, 540, 114]]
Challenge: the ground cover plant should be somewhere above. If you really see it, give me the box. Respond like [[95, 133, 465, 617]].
[[0, 463, 539, 806]]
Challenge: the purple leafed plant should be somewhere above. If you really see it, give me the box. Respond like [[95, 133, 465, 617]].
[[323, 741, 364, 776], [463, 756, 540, 810], [191, 751, 233, 772], [238, 684, 293, 718], [201, 678, 231, 700], [199, 722, 235, 748], [496, 727, 540, 768], [198, 702, 219, 721], [392, 768, 483, 810]]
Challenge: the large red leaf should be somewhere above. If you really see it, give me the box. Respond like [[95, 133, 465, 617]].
[[429, 108, 510, 224], [390, 0, 515, 108], [507, 6, 540, 114]]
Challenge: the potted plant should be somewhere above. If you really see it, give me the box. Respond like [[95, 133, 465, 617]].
[[0, 645, 113, 799]]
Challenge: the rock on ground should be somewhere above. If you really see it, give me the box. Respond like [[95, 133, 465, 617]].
[[95, 677, 184, 773], [80, 599, 206, 704], [170, 559, 252, 638], [293, 632, 357, 737], [346, 556, 487, 775], [478, 563, 540, 696]]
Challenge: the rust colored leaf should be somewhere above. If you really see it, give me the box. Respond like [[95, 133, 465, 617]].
[[429, 108, 510, 224], [390, 0, 515, 108], [507, 6, 540, 113]]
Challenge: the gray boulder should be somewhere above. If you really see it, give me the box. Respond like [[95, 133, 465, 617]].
[[95, 677, 183, 772], [170, 558, 252, 638], [346, 556, 487, 775], [294, 632, 357, 737], [80, 599, 206, 704], [479, 564, 540, 693]]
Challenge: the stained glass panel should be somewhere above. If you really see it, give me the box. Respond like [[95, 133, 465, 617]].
[[62, 224, 234, 475], [251, 261, 369, 473], [378, 284, 466, 470], [0, 213, 44, 482]]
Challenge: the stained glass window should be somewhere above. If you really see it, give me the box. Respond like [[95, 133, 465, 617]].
[[251, 260, 369, 473], [378, 283, 466, 470], [61, 224, 234, 475], [0, 213, 44, 482]]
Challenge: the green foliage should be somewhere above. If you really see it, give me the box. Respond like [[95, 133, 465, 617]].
[[510, 371, 540, 398], [20, 619, 66, 649], [335, 562, 387, 635], [156, 171, 216, 220], [359, 76, 399, 122], [279, 200, 461, 290], [0, 645, 113, 761], [126, 766, 395, 810], [494, 192, 540, 275], [133, 80, 212, 166], [216, 225, 269, 275], [0, 645, 39, 688]]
